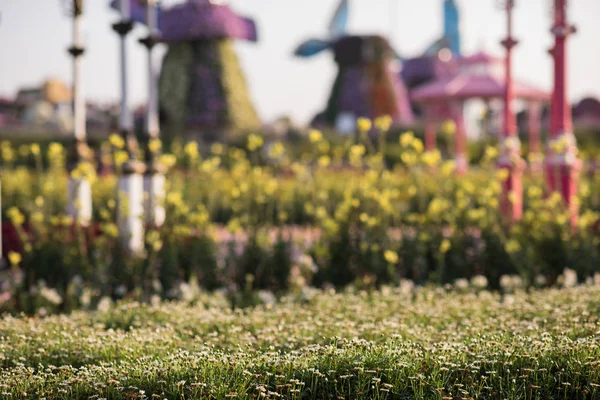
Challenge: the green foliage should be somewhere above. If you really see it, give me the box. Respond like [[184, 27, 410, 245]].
[[1, 132, 600, 314], [0, 286, 600, 398]]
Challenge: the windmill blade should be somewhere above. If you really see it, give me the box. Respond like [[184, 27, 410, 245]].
[[294, 38, 332, 58], [392, 49, 406, 63], [423, 36, 450, 57], [108, 0, 163, 29], [328, 0, 349, 39]]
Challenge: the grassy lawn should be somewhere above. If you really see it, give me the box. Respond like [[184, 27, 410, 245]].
[[1, 285, 599, 399]]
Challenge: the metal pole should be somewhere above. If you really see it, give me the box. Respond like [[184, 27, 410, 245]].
[[72, 7, 86, 142], [114, 0, 146, 254], [66, 0, 92, 226], [145, 0, 160, 140], [139, 0, 166, 227], [116, 0, 133, 140]]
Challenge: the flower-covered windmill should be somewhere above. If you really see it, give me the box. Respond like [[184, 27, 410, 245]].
[[110, 0, 261, 140], [294, 0, 414, 129]]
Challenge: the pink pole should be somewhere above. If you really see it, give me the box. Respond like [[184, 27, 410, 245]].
[[527, 101, 543, 174], [546, 0, 580, 226], [497, 0, 525, 222]]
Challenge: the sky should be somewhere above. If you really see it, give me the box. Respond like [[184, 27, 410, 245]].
[[0, 0, 599, 126]]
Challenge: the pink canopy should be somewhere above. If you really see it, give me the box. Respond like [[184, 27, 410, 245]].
[[412, 70, 550, 103], [459, 51, 503, 66]]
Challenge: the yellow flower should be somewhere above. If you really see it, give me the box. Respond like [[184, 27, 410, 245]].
[[440, 239, 451, 254], [160, 154, 177, 169], [247, 133, 264, 151], [467, 208, 485, 222], [580, 182, 591, 198], [99, 208, 111, 221], [31, 211, 44, 224], [442, 120, 456, 136], [399, 131, 415, 147], [421, 150, 441, 167], [1, 141, 15, 162], [19, 145, 29, 157], [384, 250, 399, 264], [495, 169, 510, 182], [227, 218, 242, 233], [407, 185, 417, 197], [359, 213, 369, 223], [184, 141, 199, 160], [60, 215, 73, 227], [427, 198, 450, 217], [278, 211, 289, 223], [308, 129, 323, 143], [555, 213, 569, 226], [264, 179, 278, 196], [374, 115, 393, 132], [527, 152, 544, 163], [350, 144, 366, 158], [401, 152, 418, 166], [148, 139, 162, 153], [166, 192, 184, 207], [411, 138, 424, 153], [7, 207, 25, 226], [114, 150, 129, 167], [35, 196, 44, 208], [318, 141, 330, 154], [47, 142, 64, 157], [356, 117, 372, 132], [318, 155, 331, 168], [527, 186, 543, 199], [484, 146, 499, 161], [268, 142, 285, 158], [8, 251, 22, 266], [152, 239, 163, 252], [505, 239, 521, 254], [440, 161, 456, 177], [109, 134, 125, 149], [102, 223, 119, 238], [211, 143, 224, 155], [30, 144, 41, 156]]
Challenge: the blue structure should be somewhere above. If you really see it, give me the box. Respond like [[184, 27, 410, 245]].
[[444, 0, 461, 56], [421, 0, 462, 57], [295, 0, 349, 58]]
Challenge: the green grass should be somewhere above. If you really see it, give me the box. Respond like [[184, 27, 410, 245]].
[[1, 285, 600, 399]]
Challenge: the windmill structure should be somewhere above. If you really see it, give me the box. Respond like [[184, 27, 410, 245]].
[[110, 0, 261, 141], [294, 0, 414, 130], [421, 0, 462, 57]]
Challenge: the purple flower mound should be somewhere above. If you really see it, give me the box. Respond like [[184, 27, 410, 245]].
[[337, 67, 372, 118], [161, 0, 258, 43], [187, 65, 226, 128]]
